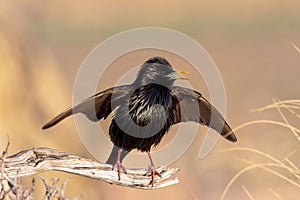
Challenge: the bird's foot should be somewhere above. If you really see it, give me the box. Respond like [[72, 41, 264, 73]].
[[112, 161, 127, 180], [145, 165, 162, 186]]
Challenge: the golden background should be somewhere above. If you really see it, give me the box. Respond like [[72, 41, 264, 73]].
[[1, 1, 300, 199]]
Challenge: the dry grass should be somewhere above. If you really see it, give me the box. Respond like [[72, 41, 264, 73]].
[[291, 43, 300, 54], [221, 77, 300, 199], [241, 185, 255, 200], [269, 187, 284, 200], [222, 43, 300, 199], [221, 147, 300, 199], [231, 99, 300, 141]]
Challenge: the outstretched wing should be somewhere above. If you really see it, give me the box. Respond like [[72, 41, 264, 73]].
[[42, 85, 131, 129], [170, 86, 237, 142]]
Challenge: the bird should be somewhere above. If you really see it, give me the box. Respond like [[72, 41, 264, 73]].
[[42, 56, 237, 186]]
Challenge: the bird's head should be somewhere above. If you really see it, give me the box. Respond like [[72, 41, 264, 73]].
[[134, 56, 189, 87]]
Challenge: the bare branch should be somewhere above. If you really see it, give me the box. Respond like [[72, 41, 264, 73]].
[[0, 147, 179, 190]]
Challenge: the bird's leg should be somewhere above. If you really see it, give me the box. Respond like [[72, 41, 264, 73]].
[[145, 151, 162, 186], [112, 148, 127, 180]]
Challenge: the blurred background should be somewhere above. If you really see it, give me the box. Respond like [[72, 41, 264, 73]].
[[1, 1, 300, 199]]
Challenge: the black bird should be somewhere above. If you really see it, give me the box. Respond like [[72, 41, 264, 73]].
[[42, 56, 237, 185]]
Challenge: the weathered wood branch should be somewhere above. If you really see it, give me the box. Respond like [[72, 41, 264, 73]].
[[0, 147, 179, 189]]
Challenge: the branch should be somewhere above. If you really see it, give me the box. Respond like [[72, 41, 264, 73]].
[[0, 147, 179, 189]]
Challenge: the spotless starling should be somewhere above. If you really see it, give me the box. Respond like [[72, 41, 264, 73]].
[[42, 57, 237, 185]]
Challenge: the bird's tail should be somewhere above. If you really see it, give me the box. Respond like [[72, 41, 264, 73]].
[[42, 107, 73, 129]]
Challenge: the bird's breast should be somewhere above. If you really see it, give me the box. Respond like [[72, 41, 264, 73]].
[[112, 84, 173, 136], [129, 98, 170, 126], [110, 85, 173, 150], [125, 85, 172, 126]]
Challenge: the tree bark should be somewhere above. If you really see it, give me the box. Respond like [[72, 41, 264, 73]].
[[0, 147, 179, 190]]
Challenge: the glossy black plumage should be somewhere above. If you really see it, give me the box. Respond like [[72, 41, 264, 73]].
[[43, 57, 237, 146], [42, 56, 237, 182]]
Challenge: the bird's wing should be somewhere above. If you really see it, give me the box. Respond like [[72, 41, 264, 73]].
[[170, 86, 237, 142], [42, 85, 131, 129]]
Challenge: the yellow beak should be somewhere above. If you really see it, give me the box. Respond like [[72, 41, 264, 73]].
[[176, 69, 190, 74], [176, 69, 190, 80]]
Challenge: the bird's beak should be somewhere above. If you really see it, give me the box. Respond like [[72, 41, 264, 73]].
[[175, 69, 190, 80]]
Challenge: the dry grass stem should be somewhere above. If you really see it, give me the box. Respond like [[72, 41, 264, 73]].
[[291, 43, 300, 54], [248, 99, 300, 140], [231, 120, 300, 141], [241, 185, 255, 200], [186, 185, 198, 200], [269, 187, 284, 200], [221, 147, 300, 199], [221, 98, 300, 199]]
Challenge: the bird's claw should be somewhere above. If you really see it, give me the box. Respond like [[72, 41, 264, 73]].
[[144, 166, 162, 186], [112, 161, 127, 180]]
